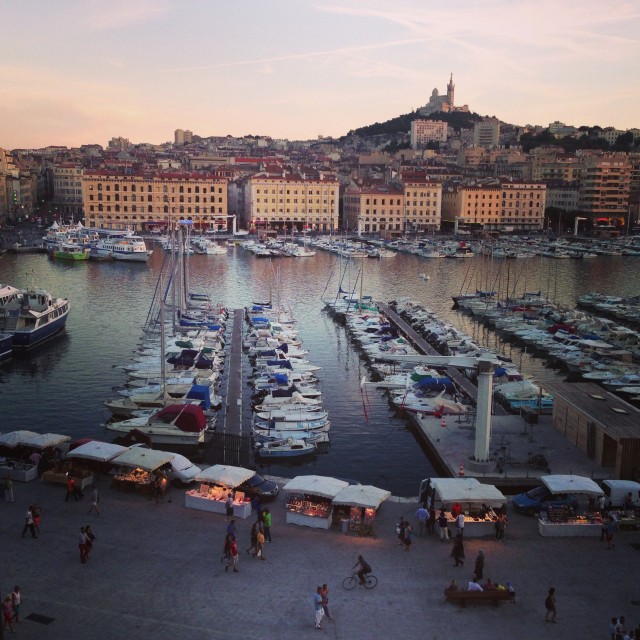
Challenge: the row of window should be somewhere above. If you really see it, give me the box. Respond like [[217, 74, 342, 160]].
[[255, 198, 332, 205], [254, 188, 335, 196], [88, 205, 225, 214], [89, 194, 224, 204], [254, 208, 333, 215], [89, 183, 224, 193]]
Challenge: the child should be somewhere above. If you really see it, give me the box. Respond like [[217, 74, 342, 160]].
[[11, 586, 21, 623], [2, 595, 14, 633]]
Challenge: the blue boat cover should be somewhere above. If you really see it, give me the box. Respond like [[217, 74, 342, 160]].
[[187, 384, 211, 410]]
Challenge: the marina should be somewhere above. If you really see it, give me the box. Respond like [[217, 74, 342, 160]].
[[1, 234, 640, 495]]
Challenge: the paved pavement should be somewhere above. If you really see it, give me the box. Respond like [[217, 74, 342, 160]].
[[1, 475, 638, 640]]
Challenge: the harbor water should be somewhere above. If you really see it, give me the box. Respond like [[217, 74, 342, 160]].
[[1, 244, 639, 496]]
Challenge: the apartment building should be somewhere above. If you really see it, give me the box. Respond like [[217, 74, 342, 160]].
[[442, 180, 546, 231], [410, 120, 448, 148], [174, 129, 193, 145], [577, 155, 631, 223], [473, 120, 500, 148], [82, 171, 229, 231], [248, 170, 339, 233], [343, 173, 442, 235], [52, 164, 84, 220], [531, 157, 581, 183]]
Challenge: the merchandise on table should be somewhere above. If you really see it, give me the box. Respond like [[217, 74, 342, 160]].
[[185, 483, 252, 518]]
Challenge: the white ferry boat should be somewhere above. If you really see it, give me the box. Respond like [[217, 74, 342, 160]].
[[91, 229, 152, 262]]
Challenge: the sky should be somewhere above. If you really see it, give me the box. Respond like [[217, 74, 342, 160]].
[[1, 0, 639, 149]]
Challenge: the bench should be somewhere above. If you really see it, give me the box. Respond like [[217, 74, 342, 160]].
[[445, 588, 515, 607]]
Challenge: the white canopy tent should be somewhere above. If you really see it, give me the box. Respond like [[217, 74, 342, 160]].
[[66, 441, 129, 463], [332, 484, 391, 509], [540, 475, 603, 496], [195, 464, 255, 488], [111, 448, 174, 472], [0, 431, 40, 448], [426, 478, 506, 508], [283, 475, 349, 499], [17, 432, 71, 450]]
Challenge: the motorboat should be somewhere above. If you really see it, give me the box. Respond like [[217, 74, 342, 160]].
[[0, 284, 70, 349], [254, 438, 316, 458], [105, 404, 213, 445], [49, 242, 91, 261]]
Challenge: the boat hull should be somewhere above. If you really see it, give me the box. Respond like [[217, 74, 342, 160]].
[[10, 310, 69, 349]]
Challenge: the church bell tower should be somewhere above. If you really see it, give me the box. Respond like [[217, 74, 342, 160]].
[[447, 73, 455, 109]]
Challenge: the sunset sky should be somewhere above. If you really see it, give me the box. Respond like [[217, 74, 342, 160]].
[[1, 0, 639, 149]]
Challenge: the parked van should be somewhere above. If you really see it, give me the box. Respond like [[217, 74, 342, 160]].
[[601, 480, 640, 508]]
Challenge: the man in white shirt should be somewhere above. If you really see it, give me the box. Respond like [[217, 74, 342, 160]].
[[467, 578, 483, 592], [456, 512, 465, 537]]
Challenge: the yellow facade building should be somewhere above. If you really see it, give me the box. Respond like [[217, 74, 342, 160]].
[[343, 173, 442, 234], [248, 171, 339, 233], [82, 171, 229, 231], [442, 180, 546, 231]]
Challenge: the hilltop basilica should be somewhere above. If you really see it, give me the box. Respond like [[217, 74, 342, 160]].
[[419, 74, 469, 115]]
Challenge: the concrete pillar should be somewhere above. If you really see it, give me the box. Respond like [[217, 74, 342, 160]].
[[474, 359, 494, 462]]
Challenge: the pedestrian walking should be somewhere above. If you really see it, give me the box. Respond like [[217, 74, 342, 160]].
[[451, 532, 465, 567], [396, 515, 408, 545], [246, 522, 258, 556], [226, 519, 237, 540], [403, 524, 415, 550], [2, 595, 14, 634], [10, 586, 21, 623], [455, 511, 465, 537], [4, 476, 15, 503], [221, 533, 232, 566], [255, 527, 266, 560], [495, 512, 507, 541], [252, 496, 264, 523], [320, 584, 333, 620], [437, 510, 450, 542], [314, 586, 325, 629], [415, 504, 428, 536], [263, 507, 272, 542], [88, 485, 100, 515], [85, 524, 96, 559], [229, 537, 239, 572], [65, 476, 78, 502], [78, 526, 88, 563], [474, 549, 485, 580], [606, 514, 617, 550], [427, 505, 436, 535], [544, 587, 557, 623], [225, 492, 234, 517], [32, 503, 44, 534], [21, 505, 38, 538]]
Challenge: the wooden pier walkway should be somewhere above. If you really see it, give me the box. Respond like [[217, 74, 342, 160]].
[[378, 303, 507, 415], [222, 309, 244, 435]]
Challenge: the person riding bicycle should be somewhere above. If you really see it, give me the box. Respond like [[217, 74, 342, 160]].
[[353, 555, 372, 585]]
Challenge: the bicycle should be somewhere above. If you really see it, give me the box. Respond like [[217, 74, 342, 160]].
[[342, 572, 378, 590]]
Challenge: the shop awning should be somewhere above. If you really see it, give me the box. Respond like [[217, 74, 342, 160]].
[[66, 440, 129, 463], [16, 432, 71, 449], [332, 484, 391, 509], [0, 430, 41, 448], [111, 448, 175, 472], [283, 475, 349, 499], [429, 478, 506, 507], [195, 464, 255, 488], [540, 475, 603, 496]]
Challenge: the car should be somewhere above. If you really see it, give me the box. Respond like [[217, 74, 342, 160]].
[[512, 485, 579, 515], [237, 473, 280, 500]]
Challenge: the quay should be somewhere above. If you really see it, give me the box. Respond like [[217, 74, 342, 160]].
[[377, 303, 608, 490], [2, 472, 638, 640]]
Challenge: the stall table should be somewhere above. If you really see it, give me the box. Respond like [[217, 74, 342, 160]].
[[443, 512, 497, 537], [42, 468, 94, 489], [0, 462, 38, 482], [286, 496, 332, 529], [185, 491, 252, 519], [538, 517, 602, 537]]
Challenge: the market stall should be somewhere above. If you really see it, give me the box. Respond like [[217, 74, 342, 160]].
[[536, 475, 603, 537], [419, 478, 507, 537], [332, 484, 391, 536], [0, 430, 72, 482], [283, 475, 348, 529], [109, 448, 174, 495], [185, 464, 254, 518], [51, 440, 129, 488]]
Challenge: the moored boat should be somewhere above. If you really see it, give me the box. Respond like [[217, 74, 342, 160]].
[[0, 284, 70, 349]]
